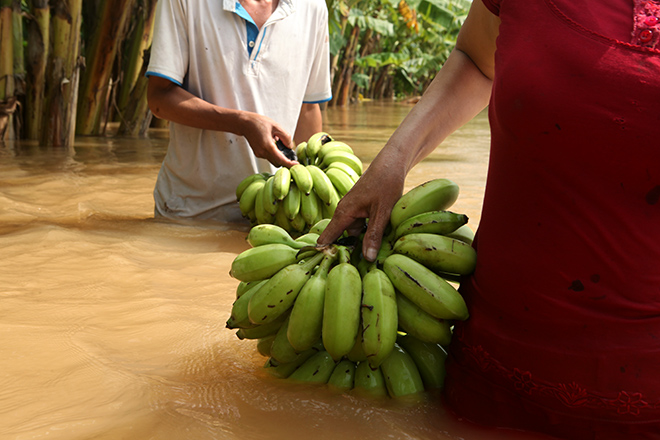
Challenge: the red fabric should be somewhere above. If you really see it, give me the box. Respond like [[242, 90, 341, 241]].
[[443, 1, 660, 438]]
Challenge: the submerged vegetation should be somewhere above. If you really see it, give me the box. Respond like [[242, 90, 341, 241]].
[[0, 0, 470, 146]]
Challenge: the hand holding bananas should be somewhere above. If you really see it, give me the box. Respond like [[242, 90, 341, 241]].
[[227, 179, 476, 399], [235, 132, 363, 235]]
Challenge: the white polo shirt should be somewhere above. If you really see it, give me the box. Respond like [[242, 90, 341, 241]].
[[146, 0, 332, 222]]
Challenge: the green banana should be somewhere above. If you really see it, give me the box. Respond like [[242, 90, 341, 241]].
[[393, 210, 469, 240], [262, 175, 279, 215], [346, 337, 368, 363], [294, 232, 319, 246], [248, 252, 324, 324], [236, 172, 266, 201], [397, 334, 447, 390], [282, 183, 301, 221], [327, 359, 356, 392], [299, 189, 322, 225], [235, 279, 262, 298], [445, 224, 475, 245], [322, 262, 362, 361], [257, 334, 277, 357], [290, 163, 314, 195], [274, 202, 293, 232], [325, 161, 360, 182], [287, 252, 336, 352], [272, 167, 291, 201], [396, 292, 453, 346], [254, 180, 275, 225], [306, 164, 335, 205], [238, 179, 266, 218], [295, 142, 309, 166], [246, 223, 306, 249], [392, 232, 477, 276], [321, 183, 341, 218], [287, 350, 336, 383], [383, 253, 469, 321], [380, 344, 425, 398], [264, 342, 323, 378], [230, 243, 299, 282], [318, 150, 363, 176], [289, 211, 307, 233], [270, 315, 300, 363], [325, 167, 355, 197], [389, 179, 460, 230], [305, 132, 333, 163], [353, 362, 388, 398], [361, 268, 398, 369], [236, 310, 289, 339], [315, 140, 354, 165], [226, 279, 269, 329]]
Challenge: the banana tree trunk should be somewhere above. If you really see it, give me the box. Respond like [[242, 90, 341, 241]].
[[116, 0, 156, 117], [333, 24, 359, 107], [0, 0, 15, 140], [41, 0, 83, 148], [116, 49, 152, 136], [25, 0, 50, 140], [75, 0, 137, 135]]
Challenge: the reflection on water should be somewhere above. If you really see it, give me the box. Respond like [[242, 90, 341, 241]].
[[0, 102, 549, 440]]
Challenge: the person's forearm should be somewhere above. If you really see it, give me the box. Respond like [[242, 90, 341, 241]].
[[294, 103, 323, 144], [147, 79, 249, 135], [384, 48, 493, 175]]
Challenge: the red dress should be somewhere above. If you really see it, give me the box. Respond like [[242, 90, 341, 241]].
[[443, 0, 660, 438]]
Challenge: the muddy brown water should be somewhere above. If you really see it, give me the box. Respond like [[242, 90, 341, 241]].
[[0, 101, 553, 440]]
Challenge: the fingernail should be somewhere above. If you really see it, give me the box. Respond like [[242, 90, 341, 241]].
[[365, 247, 377, 262]]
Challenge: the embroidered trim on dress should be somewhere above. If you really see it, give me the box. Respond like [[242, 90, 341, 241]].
[[457, 331, 660, 416], [632, 0, 660, 48]]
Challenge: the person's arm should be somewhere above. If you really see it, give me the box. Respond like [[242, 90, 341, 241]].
[[147, 76, 298, 168], [318, 0, 500, 260], [293, 103, 323, 145]]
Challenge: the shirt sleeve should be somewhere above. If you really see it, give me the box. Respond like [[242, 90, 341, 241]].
[[303, 1, 333, 104], [145, 0, 189, 86], [481, 0, 501, 16]]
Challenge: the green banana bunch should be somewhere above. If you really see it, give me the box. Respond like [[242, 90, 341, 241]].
[[304, 132, 333, 163], [230, 243, 299, 282], [393, 210, 468, 239], [272, 167, 291, 201], [270, 315, 302, 364], [318, 149, 363, 176], [287, 252, 336, 352], [353, 361, 388, 398], [262, 175, 279, 215], [397, 334, 448, 390], [392, 232, 477, 276], [288, 350, 336, 383], [248, 251, 325, 324], [360, 268, 398, 369], [290, 164, 314, 196], [257, 334, 277, 357], [236, 310, 289, 340], [315, 140, 354, 164], [306, 164, 335, 205], [322, 262, 362, 361], [446, 223, 475, 245], [396, 292, 453, 346], [379, 344, 425, 398], [264, 342, 323, 379], [383, 253, 469, 321], [389, 179, 460, 230], [226, 279, 268, 329]]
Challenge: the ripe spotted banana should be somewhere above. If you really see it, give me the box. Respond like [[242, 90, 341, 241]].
[[383, 253, 469, 321], [230, 243, 299, 282], [392, 232, 477, 276], [396, 292, 453, 346], [397, 334, 447, 390], [322, 262, 363, 361], [361, 268, 398, 369], [393, 210, 469, 239], [287, 252, 336, 352], [389, 179, 460, 230], [380, 344, 425, 398], [248, 252, 324, 324]]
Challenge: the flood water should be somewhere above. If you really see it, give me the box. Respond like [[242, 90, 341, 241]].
[[0, 101, 552, 440]]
